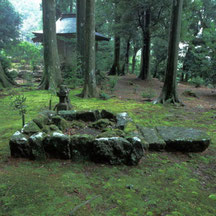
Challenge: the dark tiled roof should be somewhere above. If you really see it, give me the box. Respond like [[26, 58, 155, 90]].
[[32, 13, 110, 42]]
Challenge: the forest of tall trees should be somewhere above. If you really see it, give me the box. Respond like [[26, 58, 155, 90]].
[[1, 1, 216, 215], [1, 0, 216, 103]]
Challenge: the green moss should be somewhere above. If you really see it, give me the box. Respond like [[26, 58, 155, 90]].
[[124, 121, 138, 134], [51, 115, 70, 131], [70, 120, 86, 129], [22, 121, 41, 135], [97, 128, 126, 138], [90, 119, 114, 130], [0, 86, 216, 215]]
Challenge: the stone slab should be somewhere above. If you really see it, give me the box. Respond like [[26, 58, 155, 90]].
[[137, 126, 166, 151], [156, 126, 210, 152]]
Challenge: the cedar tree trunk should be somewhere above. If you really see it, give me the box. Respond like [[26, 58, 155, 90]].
[[39, 0, 62, 90], [81, 0, 98, 98], [109, 36, 121, 75], [155, 0, 183, 104], [138, 8, 151, 80], [77, 0, 86, 76], [132, 47, 139, 74], [0, 62, 14, 88], [108, 1, 121, 76], [121, 38, 131, 75]]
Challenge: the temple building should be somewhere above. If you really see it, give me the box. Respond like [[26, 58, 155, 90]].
[[32, 13, 110, 67]]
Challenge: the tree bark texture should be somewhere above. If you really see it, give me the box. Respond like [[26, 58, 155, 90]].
[[121, 38, 131, 75], [132, 47, 139, 74], [155, 0, 183, 104], [109, 1, 121, 76], [39, 0, 62, 90], [109, 36, 121, 75], [0, 62, 14, 88], [138, 8, 151, 80], [81, 0, 98, 98], [77, 0, 86, 76]]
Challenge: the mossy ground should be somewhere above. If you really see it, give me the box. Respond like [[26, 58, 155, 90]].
[[0, 86, 216, 216]]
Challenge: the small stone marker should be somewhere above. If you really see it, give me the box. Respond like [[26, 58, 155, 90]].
[[55, 85, 72, 112]]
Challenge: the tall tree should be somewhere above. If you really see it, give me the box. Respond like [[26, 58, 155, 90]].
[[155, 0, 184, 104], [0, 63, 13, 89], [0, 0, 21, 88], [138, 6, 151, 80], [180, 0, 216, 84], [121, 37, 131, 75], [81, 0, 98, 98], [108, 0, 121, 75], [39, 0, 62, 90], [77, 0, 86, 75]]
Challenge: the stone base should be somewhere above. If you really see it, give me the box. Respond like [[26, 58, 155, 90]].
[[9, 110, 211, 166], [137, 125, 210, 153], [9, 110, 142, 165]]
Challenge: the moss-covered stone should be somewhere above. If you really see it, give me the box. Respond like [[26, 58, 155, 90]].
[[116, 112, 131, 130], [124, 122, 138, 134], [49, 124, 60, 131], [51, 116, 70, 131], [96, 128, 126, 138], [22, 121, 41, 135], [43, 132, 70, 159], [91, 137, 144, 165], [70, 120, 86, 129], [58, 110, 77, 121], [33, 114, 50, 129], [126, 136, 145, 165], [42, 125, 62, 134], [90, 119, 114, 130], [101, 109, 117, 122], [29, 132, 46, 160], [156, 126, 211, 152], [39, 110, 57, 118], [70, 134, 94, 160], [76, 110, 101, 122], [9, 131, 31, 158], [137, 126, 166, 151], [125, 133, 149, 150]]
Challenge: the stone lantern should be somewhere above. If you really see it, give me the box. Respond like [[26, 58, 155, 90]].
[[55, 85, 72, 112]]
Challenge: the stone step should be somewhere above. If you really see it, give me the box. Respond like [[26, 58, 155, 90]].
[[137, 125, 211, 152]]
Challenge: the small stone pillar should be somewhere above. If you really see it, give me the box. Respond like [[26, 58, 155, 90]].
[[55, 85, 72, 112]]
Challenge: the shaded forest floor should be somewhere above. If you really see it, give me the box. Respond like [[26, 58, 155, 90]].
[[0, 75, 216, 216], [114, 74, 216, 110]]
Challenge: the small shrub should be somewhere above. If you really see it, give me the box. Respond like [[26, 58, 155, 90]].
[[10, 94, 27, 127], [7, 70, 18, 80], [62, 54, 84, 89], [190, 77, 205, 88], [100, 92, 111, 100], [141, 88, 156, 99], [0, 54, 11, 71], [108, 77, 118, 93], [8, 41, 43, 68], [20, 59, 26, 65]]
